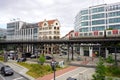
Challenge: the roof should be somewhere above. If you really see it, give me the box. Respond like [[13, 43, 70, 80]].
[[38, 19, 58, 27]]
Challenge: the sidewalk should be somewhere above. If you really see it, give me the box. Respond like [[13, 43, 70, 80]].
[[36, 66, 78, 80], [2, 60, 35, 80]]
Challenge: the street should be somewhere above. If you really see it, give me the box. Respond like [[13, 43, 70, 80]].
[[0, 62, 29, 80]]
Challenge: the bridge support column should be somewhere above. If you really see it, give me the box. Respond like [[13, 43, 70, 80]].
[[80, 47, 84, 56], [105, 48, 109, 58], [89, 47, 93, 57]]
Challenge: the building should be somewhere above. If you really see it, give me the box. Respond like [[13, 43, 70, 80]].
[[74, 2, 120, 57], [38, 19, 60, 40], [7, 21, 38, 40], [38, 19, 61, 54], [0, 28, 6, 40], [74, 2, 120, 32], [61, 30, 74, 40]]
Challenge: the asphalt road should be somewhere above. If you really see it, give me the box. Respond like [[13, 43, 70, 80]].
[[0, 62, 29, 80]]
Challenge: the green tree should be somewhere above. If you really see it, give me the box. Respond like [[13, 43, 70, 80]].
[[106, 54, 114, 64], [92, 57, 106, 80], [38, 54, 46, 65]]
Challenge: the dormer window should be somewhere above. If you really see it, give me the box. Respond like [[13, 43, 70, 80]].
[[56, 23, 58, 25]]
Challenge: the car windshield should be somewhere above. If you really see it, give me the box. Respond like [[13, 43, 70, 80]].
[[5, 66, 12, 71]]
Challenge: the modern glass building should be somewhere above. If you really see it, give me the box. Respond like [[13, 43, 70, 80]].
[[74, 2, 120, 32]]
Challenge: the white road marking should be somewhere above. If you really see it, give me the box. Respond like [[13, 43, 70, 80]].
[[72, 69, 88, 78], [13, 77, 23, 80]]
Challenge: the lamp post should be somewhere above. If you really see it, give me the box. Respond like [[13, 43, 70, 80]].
[[51, 60, 57, 80]]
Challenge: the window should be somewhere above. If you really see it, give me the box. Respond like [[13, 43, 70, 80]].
[[109, 25, 120, 29], [108, 11, 120, 17], [92, 26, 105, 31], [44, 23, 47, 26], [81, 16, 89, 20], [109, 18, 120, 23], [92, 20, 105, 25], [54, 27, 56, 29], [57, 27, 59, 30], [108, 4, 120, 11], [80, 28, 88, 32], [92, 7, 104, 13], [56, 23, 58, 25], [99, 32, 103, 35], [81, 22, 88, 26], [92, 13, 105, 19], [108, 31, 111, 35], [81, 10, 88, 15]]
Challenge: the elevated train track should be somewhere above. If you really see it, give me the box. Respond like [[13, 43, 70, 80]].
[[0, 37, 120, 44]]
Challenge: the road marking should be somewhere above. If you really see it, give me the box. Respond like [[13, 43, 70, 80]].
[[0, 74, 5, 80], [13, 77, 23, 80], [72, 69, 88, 78]]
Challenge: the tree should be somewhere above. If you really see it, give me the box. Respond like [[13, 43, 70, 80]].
[[92, 57, 106, 80], [106, 54, 114, 64], [38, 54, 46, 65]]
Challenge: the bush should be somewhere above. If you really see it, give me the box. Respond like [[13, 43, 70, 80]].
[[18, 62, 53, 78], [38, 54, 46, 65], [0, 56, 4, 61], [106, 54, 114, 64]]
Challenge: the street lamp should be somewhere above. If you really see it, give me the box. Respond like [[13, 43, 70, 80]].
[[51, 60, 57, 80]]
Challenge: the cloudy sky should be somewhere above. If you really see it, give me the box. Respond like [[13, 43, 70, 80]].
[[0, 0, 120, 37]]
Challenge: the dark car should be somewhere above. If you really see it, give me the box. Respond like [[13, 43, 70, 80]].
[[66, 77, 77, 80], [45, 56, 52, 60], [17, 57, 26, 62], [30, 54, 39, 59], [0, 65, 14, 76]]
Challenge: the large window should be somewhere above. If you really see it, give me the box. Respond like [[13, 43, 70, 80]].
[[109, 18, 120, 23], [92, 13, 105, 19], [108, 4, 120, 11], [108, 11, 120, 17], [80, 10, 88, 15], [92, 7, 104, 13], [109, 25, 120, 29], [92, 20, 105, 25], [79, 28, 88, 32], [81, 16, 89, 20], [92, 26, 105, 31], [81, 22, 89, 26]]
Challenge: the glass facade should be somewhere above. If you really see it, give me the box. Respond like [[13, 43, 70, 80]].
[[81, 16, 89, 20], [92, 13, 105, 19], [92, 7, 104, 13], [108, 11, 120, 17], [109, 25, 120, 29], [80, 10, 88, 15], [74, 3, 120, 32], [81, 22, 89, 26], [92, 26, 105, 31], [92, 20, 105, 25], [80, 28, 88, 32], [109, 18, 120, 23]]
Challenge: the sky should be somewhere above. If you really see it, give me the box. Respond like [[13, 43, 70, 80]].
[[0, 0, 120, 37]]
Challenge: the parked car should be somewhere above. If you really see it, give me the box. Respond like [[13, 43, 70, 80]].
[[66, 77, 77, 80], [45, 56, 52, 60], [30, 54, 39, 59], [0, 65, 14, 76], [17, 57, 26, 62]]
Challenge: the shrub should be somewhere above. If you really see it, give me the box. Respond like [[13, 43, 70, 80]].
[[38, 54, 46, 65]]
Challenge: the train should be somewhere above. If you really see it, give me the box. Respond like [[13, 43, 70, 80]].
[[69, 29, 120, 39]]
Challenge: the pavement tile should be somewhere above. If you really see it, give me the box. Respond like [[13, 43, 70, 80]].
[[36, 66, 78, 80]]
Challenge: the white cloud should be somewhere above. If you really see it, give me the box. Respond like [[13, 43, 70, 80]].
[[0, 0, 120, 37]]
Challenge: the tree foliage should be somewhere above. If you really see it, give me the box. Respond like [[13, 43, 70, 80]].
[[92, 57, 106, 80], [38, 54, 46, 65]]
